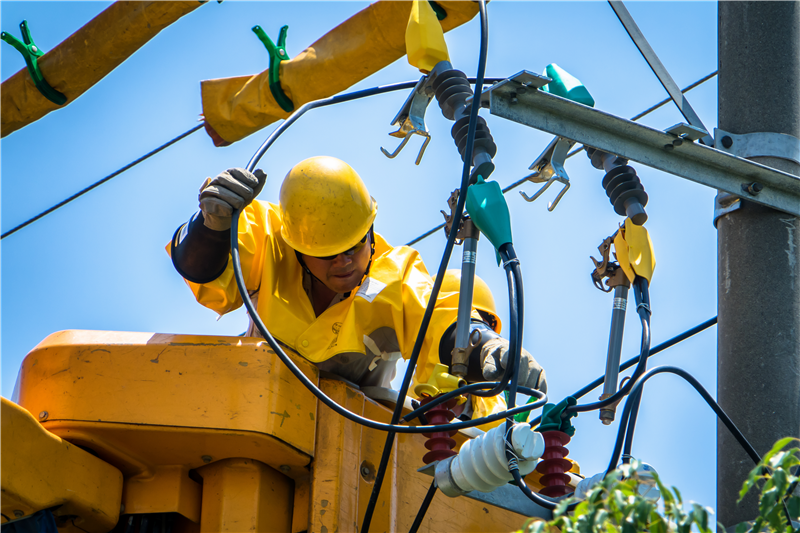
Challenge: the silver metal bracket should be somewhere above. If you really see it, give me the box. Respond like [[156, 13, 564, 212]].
[[474, 70, 551, 109], [418, 461, 552, 519], [714, 129, 800, 166], [520, 136, 575, 211], [713, 191, 742, 227], [666, 123, 709, 143], [484, 78, 800, 217], [381, 76, 434, 165]]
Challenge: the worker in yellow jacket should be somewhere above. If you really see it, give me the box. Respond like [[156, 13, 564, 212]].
[[168, 156, 546, 418]]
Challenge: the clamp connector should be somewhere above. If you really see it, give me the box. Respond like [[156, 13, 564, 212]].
[[520, 137, 575, 211], [381, 76, 434, 165]]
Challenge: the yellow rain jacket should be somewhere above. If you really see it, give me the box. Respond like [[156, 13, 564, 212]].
[[168, 201, 505, 426]]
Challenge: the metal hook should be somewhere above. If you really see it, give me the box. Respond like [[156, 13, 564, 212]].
[[519, 137, 575, 211], [381, 75, 434, 165], [380, 129, 431, 165]]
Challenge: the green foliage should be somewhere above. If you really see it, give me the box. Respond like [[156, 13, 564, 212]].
[[515, 439, 800, 533], [737, 437, 800, 533]]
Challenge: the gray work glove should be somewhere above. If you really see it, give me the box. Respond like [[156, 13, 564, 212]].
[[480, 338, 547, 393], [198, 168, 267, 231]]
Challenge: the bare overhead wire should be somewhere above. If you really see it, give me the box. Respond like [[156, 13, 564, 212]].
[[1, 124, 205, 240]]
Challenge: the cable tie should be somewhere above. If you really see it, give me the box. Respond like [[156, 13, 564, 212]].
[[637, 302, 652, 315], [503, 258, 521, 269]]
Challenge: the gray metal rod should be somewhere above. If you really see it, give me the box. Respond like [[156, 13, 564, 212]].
[[600, 285, 628, 424], [455, 236, 479, 354], [717, 1, 800, 525]]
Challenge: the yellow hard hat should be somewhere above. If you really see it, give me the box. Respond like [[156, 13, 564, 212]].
[[442, 269, 502, 333], [279, 156, 378, 257]]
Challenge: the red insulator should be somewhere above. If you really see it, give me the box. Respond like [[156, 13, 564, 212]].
[[535, 430, 573, 497], [418, 396, 459, 464]]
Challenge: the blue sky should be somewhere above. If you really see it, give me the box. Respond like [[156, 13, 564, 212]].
[[1, 0, 722, 520]]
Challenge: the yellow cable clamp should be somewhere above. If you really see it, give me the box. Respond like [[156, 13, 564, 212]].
[[613, 218, 656, 283], [414, 363, 466, 402], [406, 0, 450, 73]]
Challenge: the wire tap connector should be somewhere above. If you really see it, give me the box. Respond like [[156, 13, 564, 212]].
[[520, 136, 575, 211], [382, 76, 433, 165], [1, 20, 66, 105], [252, 24, 294, 113]]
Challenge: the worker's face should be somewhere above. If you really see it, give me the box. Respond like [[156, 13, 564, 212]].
[[302, 233, 372, 293]]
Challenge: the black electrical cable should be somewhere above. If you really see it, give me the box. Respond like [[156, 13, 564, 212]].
[[228, 69, 547, 436], [408, 479, 438, 533], [569, 317, 717, 402], [1, 124, 204, 240], [619, 280, 652, 462], [499, 244, 523, 410], [603, 365, 795, 527], [403, 383, 546, 422], [361, 6, 491, 531]]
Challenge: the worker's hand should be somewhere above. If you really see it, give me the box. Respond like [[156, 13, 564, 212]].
[[480, 338, 547, 393], [198, 168, 267, 231]]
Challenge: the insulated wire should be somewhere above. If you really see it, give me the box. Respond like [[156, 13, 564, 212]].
[[361, 3, 491, 531], [228, 71, 555, 436], [408, 479, 438, 533], [1, 79, 508, 242], [603, 365, 795, 528], [1, 124, 205, 240], [403, 71, 718, 247]]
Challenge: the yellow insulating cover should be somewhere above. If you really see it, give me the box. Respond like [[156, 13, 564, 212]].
[[406, 0, 450, 73], [1, 1, 203, 137], [1, 398, 123, 532], [614, 218, 656, 283], [201, 0, 478, 144]]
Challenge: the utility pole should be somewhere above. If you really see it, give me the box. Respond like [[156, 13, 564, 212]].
[[717, 1, 800, 526]]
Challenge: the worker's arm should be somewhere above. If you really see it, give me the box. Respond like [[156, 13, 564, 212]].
[[170, 211, 230, 283], [167, 168, 269, 315], [438, 319, 548, 393]]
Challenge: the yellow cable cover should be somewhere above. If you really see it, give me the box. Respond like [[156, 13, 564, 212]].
[[201, 0, 479, 145], [1, 1, 203, 137]]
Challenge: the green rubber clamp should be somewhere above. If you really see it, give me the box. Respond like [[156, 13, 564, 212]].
[[252, 24, 294, 113], [1, 20, 67, 105], [536, 396, 578, 436], [465, 175, 513, 264], [540, 63, 595, 108]]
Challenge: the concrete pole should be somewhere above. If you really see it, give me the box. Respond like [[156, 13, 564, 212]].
[[717, 1, 800, 526]]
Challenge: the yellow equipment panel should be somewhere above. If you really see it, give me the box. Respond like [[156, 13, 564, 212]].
[[10, 331, 543, 532], [1, 397, 123, 533]]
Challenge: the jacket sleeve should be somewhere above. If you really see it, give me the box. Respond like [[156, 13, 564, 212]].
[[166, 201, 270, 316]]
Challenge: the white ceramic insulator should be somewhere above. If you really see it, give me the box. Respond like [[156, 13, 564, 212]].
[[449, 423, 544, 493]]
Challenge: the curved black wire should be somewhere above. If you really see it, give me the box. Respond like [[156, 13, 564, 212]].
[[408, 479, 438, 533], [360, 5, 492, 530], [603, 365, 794, 527]]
